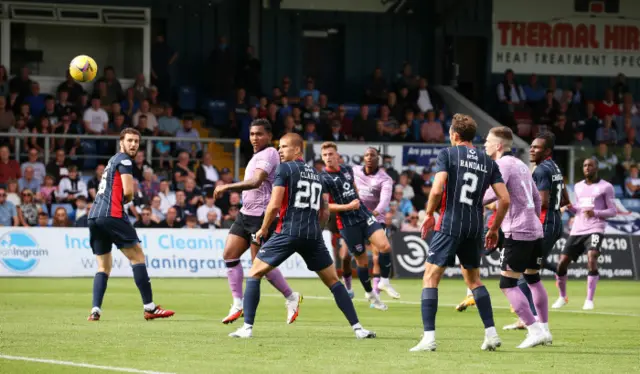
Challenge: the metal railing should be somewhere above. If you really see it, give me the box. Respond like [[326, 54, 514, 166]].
[[0, 133, 243, 181], [2, 133, 584, 185]]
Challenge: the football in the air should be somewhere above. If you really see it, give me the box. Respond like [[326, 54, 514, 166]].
[[69, 55, 97, 82]]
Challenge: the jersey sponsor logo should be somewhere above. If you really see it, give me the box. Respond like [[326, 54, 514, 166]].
[[342, 181, 356, 198], [395, 235, 429, 274], [120, 159, 132, 166]]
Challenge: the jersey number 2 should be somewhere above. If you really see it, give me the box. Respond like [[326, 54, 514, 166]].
[[459, 172, 478, 206], [294, 180, 322, 210]]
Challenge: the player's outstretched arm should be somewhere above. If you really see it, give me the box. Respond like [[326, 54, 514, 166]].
[[327, 193, 360, 212], [213, 169, 268, 200]]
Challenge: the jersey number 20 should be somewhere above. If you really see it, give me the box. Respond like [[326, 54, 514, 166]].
[[294, 180, 322, 210]]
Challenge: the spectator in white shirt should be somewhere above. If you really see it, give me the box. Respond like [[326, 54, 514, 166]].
[[82, 96, 109, 135], [132, 99, 158, 133], [157, 180, 176, 214], [416, 78, 433, 113], [397, 172, 415, 200], [56, 166, 88, 204], [197, 191, 222, 225]]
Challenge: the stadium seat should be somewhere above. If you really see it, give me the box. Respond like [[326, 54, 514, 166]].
[[342, 104, 360, 119], [178, 86, 197, 112], [620, 199, 640, 212], [202, 99, 228, 128], [614, 185, 624, 198], [51, 203, 76, 221]]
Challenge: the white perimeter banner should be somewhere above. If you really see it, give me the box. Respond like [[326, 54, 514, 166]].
[[492, 0, 640, 77], [0, 228, 334, 278]]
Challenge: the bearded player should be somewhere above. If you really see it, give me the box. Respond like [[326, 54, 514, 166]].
[[352, 147, 400, 299], [320, 142, 392, 310], [87, 128, 174, 321], [214, 119, 301, 324], [483, 127, 551, 348], [553, 158, 616, 310], [411, 114, 509, 352]]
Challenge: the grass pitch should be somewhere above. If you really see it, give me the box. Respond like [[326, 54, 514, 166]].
[[1, 278, 639, 373]]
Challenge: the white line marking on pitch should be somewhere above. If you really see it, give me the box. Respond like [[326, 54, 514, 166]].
[[0, 355, 175, 374], [263, 294, 640, 318]]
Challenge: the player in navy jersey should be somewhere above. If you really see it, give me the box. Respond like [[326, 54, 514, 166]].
[[530, 133, 569, 273], [87, 128, 174, 321], [228, 133, 376, 339], [411, 114, 510, 352], [319, 142, 395, 311]]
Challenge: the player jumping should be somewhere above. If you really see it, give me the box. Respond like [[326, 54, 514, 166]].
[[320, 142, 395, 310], [411, 114, 509, 352], [352, 147, 400, 299], [483, 127, 551, 348], [553, 158, 616, 310], [87, 128, 175, 321], [228, 133, 376, 339], [213, 119, 301, 324]]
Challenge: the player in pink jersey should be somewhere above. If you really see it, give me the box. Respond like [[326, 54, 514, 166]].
[[352, 147, 400, 299], [552, 158, 616, 311], [213, 119, 301, 325], [483, 127, 551, 348]]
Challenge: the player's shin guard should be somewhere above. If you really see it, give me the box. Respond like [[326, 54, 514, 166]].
[[265, 268, 293, 298], [357, 267, 373, 293], [225, 259, 244, 300], [92, 272, 109, 309], [587, 270, 599, 301], [330, 282, 359, 326], [500, 276, 536, 326], [243, 278, 261, 325], [421, 288, 438, 331], [378, 252, 392, 279], [524, 273, 548, 323], [517, 276, 537, 316], [472, 286, 496, 329], [132, 264, 153, 306]]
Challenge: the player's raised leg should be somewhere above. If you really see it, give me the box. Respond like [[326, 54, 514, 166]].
[[584, 248, 600, 310], [368, 228, 400, 299], [221, 234, 249, 323], [316, 264, 376, 339], [121, 244, 175, 320]]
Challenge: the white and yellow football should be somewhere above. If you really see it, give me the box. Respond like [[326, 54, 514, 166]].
[[69, 55, 98, 82]]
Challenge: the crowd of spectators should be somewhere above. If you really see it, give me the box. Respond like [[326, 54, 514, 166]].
[[497, 70, 640, 196]]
